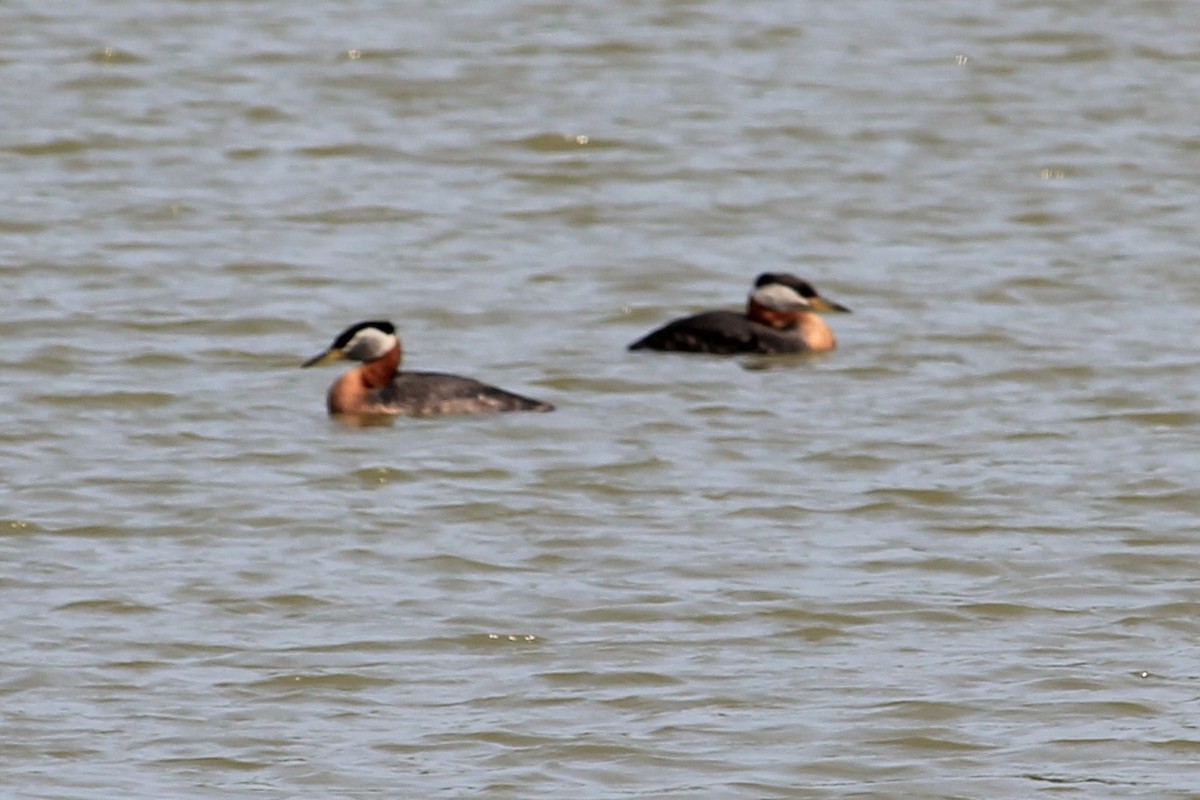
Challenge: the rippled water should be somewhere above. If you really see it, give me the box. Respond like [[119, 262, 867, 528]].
[[4, 0, 1200, 797]]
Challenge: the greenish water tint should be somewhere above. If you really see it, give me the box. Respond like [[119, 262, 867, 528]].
[[3, 0, 1200, 797]]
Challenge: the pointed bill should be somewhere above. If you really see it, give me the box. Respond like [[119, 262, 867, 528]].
[[301, 348, 345, 368]]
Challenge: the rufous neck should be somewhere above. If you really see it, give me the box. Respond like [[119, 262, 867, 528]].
[[796, 313, 835, 351], [358, 343, 401, 388], [747, 296, 799, 330], [747, 298, 836, 350]]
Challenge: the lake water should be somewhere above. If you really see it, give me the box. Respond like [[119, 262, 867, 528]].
[[3, 0, 1200, 797]]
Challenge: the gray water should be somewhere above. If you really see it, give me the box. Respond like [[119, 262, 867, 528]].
[[3, 0, 1200, 797]]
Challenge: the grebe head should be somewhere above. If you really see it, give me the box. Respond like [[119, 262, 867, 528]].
[[302, 320, 398, 367], [752, 273, 851, 314]]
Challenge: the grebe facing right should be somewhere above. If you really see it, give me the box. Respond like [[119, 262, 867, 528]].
[[628, 273, 851, 355], [302, 320, 553, 417]]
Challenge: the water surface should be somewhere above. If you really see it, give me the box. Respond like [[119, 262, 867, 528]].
[[3, 0, 1200, 797]]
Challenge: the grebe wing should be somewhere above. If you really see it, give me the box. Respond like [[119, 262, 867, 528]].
[[628, 310, 801, 355], [374, 371, 553, 416]]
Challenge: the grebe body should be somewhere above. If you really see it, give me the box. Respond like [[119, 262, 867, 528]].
[[628, 273, 850, 355], [303, 320, 553, 416]]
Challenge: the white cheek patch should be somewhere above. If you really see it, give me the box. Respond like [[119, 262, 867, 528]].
[[752, 283, 808, 312], [345, 329, 397, 360]]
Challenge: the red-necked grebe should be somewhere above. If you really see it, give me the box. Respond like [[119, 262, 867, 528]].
[[302, 320, 553, 416], [628, 273, 850, 354]]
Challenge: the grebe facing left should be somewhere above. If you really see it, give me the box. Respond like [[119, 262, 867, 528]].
[[628, 273, 851, 355], [302, 320, 553, 416]]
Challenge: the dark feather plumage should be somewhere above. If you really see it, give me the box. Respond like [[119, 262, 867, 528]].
[[369, 371, 553, 416], [628, 310, 810, 355]]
